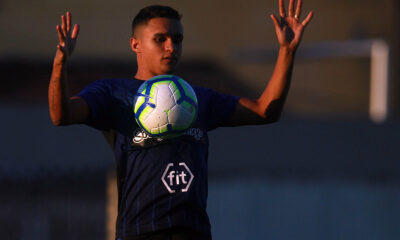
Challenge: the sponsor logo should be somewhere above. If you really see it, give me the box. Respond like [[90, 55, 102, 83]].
[[132, 128, 203, 143], [185, 128, 203, 140], [132, 128, 163, 143], [161, 162, 194, 193]]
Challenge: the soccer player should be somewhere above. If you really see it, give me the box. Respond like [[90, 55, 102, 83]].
[[49, 1, 313, 239]]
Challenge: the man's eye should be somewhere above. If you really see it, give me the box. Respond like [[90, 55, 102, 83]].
[[155, 37, 166, 43]]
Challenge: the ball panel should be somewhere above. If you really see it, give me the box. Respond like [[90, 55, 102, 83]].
[[147, 75, 173, 85], [134, 96, 145, 113], [168, 105, 194, 129], [152, 80, 172, 88], [156, 86, 176, 111], [149, 85, 158, 104], [172, 89, 181, 104], [168, 81, 181, 103], [180, 100, 195, 114], [178, 78, 198, 104], [151, 123, 169, 135], [138, 82, 147, 93], [138, 105, 155, 123], [133, 83, 148, 113]]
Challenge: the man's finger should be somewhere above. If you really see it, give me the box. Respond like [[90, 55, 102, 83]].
[[279, 0, 286, 18], [71, 24, 80, 39], [270, 14, 280, 29], [61, 15, 67, 36], [67, 12, 71, 32], [56, 25, 65, 43], [288, 0, 295, 17], [302, 11, 313, 27], [57, 44, 67, 55], [295, 0, 302, 19]]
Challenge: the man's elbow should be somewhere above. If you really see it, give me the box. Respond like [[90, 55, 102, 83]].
[[262, 112, 281, 124], [49, 112, 71, 126], [262, 102, 283, 124], [51, 118, 69, 126]]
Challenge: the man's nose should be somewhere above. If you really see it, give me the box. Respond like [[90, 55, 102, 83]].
[[164, 38, 175, 53]]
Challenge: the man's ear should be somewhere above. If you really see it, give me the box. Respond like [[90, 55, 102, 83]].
[[130, 37, 140, 53]]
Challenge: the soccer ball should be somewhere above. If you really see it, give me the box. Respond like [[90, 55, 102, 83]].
[[133, 75, 198, 138]]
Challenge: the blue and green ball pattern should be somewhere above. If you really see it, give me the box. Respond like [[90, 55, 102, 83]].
[[133, 75, 198, 138]]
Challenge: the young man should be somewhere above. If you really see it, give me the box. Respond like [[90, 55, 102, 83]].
[[49, 1, 313, 239]]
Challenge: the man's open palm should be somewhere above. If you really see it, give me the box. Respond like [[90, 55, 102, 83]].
[[56, 12, 79, 63], [270, 0, 313, 51]]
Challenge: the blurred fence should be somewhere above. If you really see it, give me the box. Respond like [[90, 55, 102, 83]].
[[1, 105, 399, 239]]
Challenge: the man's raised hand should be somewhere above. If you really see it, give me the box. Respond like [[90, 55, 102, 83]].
[[270, 0, 313, 52], [55, 12, 79, 64]]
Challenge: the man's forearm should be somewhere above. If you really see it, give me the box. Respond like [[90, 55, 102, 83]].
[[239, 47, 295, 121], [258, 47, 294, 118], [48, 59, 72, 126]]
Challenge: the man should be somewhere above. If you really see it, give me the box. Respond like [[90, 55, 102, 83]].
[[49, 1, 313, 239]]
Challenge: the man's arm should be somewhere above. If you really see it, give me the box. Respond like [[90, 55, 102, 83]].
[[229, 0, 313, 126], [49, 12, 89, 126]]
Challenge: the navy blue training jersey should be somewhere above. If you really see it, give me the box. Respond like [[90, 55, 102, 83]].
[[78, 78, 238, 238]]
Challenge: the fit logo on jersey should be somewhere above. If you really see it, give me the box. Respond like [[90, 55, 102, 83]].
[[161, 162, 194, 193]]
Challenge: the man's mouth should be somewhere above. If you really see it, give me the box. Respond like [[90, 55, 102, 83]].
[[162, 56, 178, 63]]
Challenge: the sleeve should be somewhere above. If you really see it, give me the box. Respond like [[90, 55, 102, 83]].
[[200, 87, 240, 131], [77, 79, 114, 131]]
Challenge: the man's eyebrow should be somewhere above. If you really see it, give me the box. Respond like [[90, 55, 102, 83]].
[[153, 33, 168, 37], [153, 32, 183, 37]]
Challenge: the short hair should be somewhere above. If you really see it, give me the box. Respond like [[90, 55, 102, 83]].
[[132, 5, 182, 36]]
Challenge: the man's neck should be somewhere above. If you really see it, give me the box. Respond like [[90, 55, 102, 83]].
[[134, 71, 150, 81], [134, 70, 173, 81]]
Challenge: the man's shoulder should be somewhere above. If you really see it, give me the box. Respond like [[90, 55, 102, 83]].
[[92, 78, 141, 87], [85, 78, 142, 94], [191, 85, 214, 98]]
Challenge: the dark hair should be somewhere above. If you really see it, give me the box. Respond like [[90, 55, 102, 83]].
[[132, 5, 182, 36]]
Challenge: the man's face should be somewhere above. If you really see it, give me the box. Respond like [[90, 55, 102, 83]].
[[131, 18, 183, 79]]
